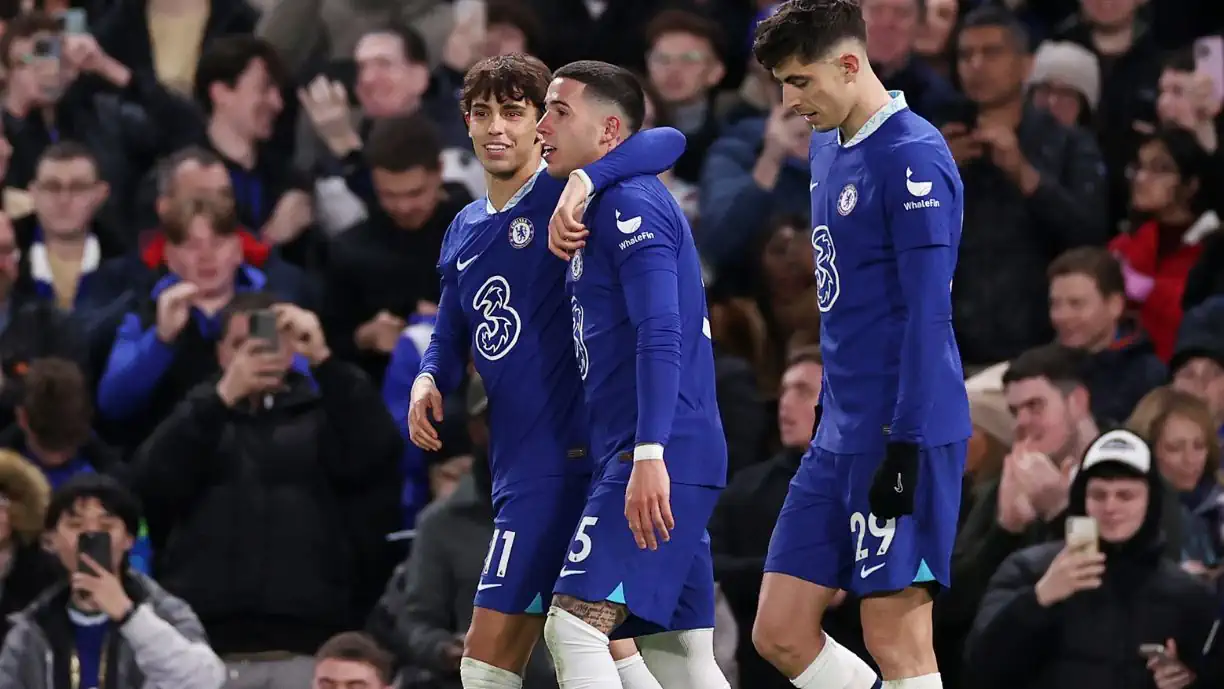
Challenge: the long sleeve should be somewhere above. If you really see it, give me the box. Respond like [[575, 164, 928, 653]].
[[600, 186, 683, 448], [384, 328, 433, 526], [130, 385, 230, 521], [314, 358, 404, 484], [120, 604, 226, 689], [696, 123, 777, 268], [418, 279, 469, 395], [963, 547, 1060, 689], [883, 148, 960, 442], [97, 313, 176, 420], [1023, 128, 1109, 249], [395, 508, 461, 672], [578, 126, 687, 192]]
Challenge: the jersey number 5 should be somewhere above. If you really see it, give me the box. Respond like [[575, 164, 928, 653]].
[[849, 512, 896, 562], [568, 516, 598, 563]]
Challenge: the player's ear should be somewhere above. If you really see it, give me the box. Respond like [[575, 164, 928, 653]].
[[840, 52, 860, 83]]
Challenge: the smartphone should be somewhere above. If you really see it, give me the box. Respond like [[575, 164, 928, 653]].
[[31, 35, 59, 59], [77, 532, 112, 574], [1065, 516, 1099, 553], [1139, 643, 1170, 663], [57, 8, 86, 34], [248, 309, 279, 351], [1195, 36, 1224, 107]]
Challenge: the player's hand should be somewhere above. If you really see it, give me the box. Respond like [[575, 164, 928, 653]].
[[940, 123, 983, 166], [868, 442, 919, 519], [1150, 639, 1195, 689], [548, 173, 590, 259], [408, 375, 445, 451], [1034, 543, 1105, 607], [626, 458, 674, 550]]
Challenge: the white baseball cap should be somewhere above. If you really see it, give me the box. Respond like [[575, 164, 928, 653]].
[[1080, 429, 1151, 475]]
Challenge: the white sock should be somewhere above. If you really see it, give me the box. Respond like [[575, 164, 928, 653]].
[[615, 652, 663, 689], [459, 657, 523, 688], [638, 629, 730, 689], [543, 607, 621, 688], [790, 633, 878, 689], [882, 673, 942, 689]]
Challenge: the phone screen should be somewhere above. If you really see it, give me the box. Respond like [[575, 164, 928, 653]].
[[1196, 36, 1224, 107], [1065, 516, 1099, 552], [58, 8, 87, 34]]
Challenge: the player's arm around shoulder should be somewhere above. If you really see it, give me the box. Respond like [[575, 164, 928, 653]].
[[879, 138, 962, 253], [593, 180, 682, 275]]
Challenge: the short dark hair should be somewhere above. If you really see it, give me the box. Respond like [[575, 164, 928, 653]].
[[1164, 46, 1196, 73], [315, 632, 394, 685], [194, 35, 287, 114], [1002, 343, 1088, 392], [958, 5, 1030, 53], [365, 112, 443, 173], [46, 473, 141, 536], [0, 11, 60, 68], [753, 0, 867, 72], [219, 292, 280, 340], [646, 9, 725, 62], [787, 345, 824, 369], [461, 52, 552, 116], [552, 60, 646, 134], [361, 21, 428, 64], [36, 141, 98, 177], [20, 357, 91, 453], [1047, 247, 1125, 298], [156, 146, 224, 197], [162, 194, 239, 245]]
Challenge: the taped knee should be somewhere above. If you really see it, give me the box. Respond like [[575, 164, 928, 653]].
[[639, 629, 730, 689]]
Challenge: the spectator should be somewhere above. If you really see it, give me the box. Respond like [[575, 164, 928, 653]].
[[0, 473, 226, 689], [1127, 388, 1223, 578], [0, 211, 21, 330], [194, 35, 318, 264], [913, 0, 959, 79], [92, 0, 259, 97], [862, 0, 958, 120], [12, 142, 123, 312], [323, 112, 471, 386], [313, 632, 396, 689], [1, 357, 123, 489], [754, 214, 819, 395], [0, 447, 57, 643], [381, 316, 437, 529], [1047, 247, 1166, 425], [372, 374, 556, 688], [1154, 47, 1223, 157], [1026, 41, 1101, 129], [1110, 128, 1218, 362], [965, 429, 1219, 689], [131, 297, 401, 688], [943, 6, 1109, 366], [638, 77, 700, 221], [643, 9, 725, 183], [0, 12, 177, 231], [1168, 296, 1224, 437], [697, 103, 810, 278], [938, 344, 1100, 682], [95, 194, 281, 448], [710, 347, 822, 689]]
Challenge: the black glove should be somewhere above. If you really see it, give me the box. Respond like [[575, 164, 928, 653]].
[[868, 442, 919, 519]]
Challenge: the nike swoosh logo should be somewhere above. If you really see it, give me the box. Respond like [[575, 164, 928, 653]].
[[810, 181, 819, 191], [558, 568, 585, 578], [476, 583, 502, 591], [615, 210, 642, 234], [860, 563, 885, 578], [457, 254, 479, 271]]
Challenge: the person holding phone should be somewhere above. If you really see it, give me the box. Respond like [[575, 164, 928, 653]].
[[964, 430, 1218, 689], [0, 473, 225, 689]]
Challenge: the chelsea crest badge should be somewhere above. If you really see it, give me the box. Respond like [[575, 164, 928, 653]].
[[570, 248, 583, 280], [837, 183, 857, 216], [509, 217, 533, 248]]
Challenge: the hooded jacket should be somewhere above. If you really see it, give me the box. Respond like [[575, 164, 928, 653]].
[[964, 445, 1219, 689]]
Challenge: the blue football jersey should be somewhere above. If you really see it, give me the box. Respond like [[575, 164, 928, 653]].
[[432, 167, 593, 495], [565, 175, 727, 488], [809, 92, 971, 454]]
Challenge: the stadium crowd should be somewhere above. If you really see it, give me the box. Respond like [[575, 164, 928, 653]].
[[0, 0, 1216, 687]]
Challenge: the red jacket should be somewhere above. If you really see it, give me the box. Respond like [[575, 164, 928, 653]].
[[1110, 212, 1219, 361], [139, 228, 270, 269]]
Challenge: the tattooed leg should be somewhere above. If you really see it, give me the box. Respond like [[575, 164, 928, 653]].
[[544, 594, 632, 688]]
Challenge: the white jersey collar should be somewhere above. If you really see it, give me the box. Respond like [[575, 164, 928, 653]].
[[839, 91, 908, 148], [485, 159, 549, 214]]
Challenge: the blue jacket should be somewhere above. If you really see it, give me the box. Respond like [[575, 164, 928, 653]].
[[382, 316, 436, 529]]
